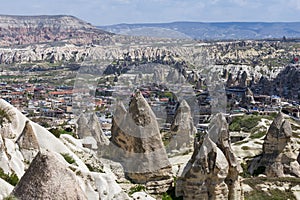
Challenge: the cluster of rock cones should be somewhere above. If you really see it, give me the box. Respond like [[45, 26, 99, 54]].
[[1, 90, 300, 199]]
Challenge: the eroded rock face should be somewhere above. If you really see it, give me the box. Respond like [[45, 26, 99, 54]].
[[176, 134, 229, 199], [176, 113, 242, 200], [168, 100, 196, 155], [0, 15, 112, 46], [16, 121, 40, 162], [12, 150, 87, 200], [250, 112, 300, 177], [208, 113, 243, 200], [109, 92, 173, 194]]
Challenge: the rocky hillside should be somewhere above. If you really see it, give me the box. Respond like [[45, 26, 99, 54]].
[[0, 99, 129, 199], [0, 15, 113, 46], [252, 64, 300, 100]]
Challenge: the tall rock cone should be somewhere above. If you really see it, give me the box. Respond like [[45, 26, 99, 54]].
[[176, 134, 229, 199], [250, 112, 300, 177], [76, 113, 109, 150], [109, 91, 172, 194], [241, 88, 255, 107], [208, 113, 243, 200], [168, 100, 196, 155], [12, 150, 87, 200], [88, 113, 109, 146], [16, 120, 40, 162], [110, 101, 127, 147]]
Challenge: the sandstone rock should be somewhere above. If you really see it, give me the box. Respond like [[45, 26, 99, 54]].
[[167, 100, 196, 155], [176, 134, 229, 199], [109, 91, 173, 194], [76, 113, 109, 150], [0, 178, 14, 200], [250, 112, 300, 177], [12, 150, 87, 200], [16, 121, 40, 162], [208, 113, 243, 200], [239, 71, 248, 87], [0, 15, 112, 46], [195, 78, 203, 89], [227, 73, 235, 87], [132, 191, 156, 200], [241, 87, 255, 107]]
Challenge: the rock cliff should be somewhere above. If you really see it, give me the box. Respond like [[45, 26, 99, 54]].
[[0, 15, 112, 46]]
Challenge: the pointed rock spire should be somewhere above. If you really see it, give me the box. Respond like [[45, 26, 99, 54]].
[[208, 113, 243, 200], [88, 113, 109, 146], [168, 100, 196, 155], [76, 113, 109, 150], [12, 150, 87, 200], [176, 134, 229, 199], [109, 91, 172, 194], [16, 121, 39, 162], [250, 112, 300, 177]]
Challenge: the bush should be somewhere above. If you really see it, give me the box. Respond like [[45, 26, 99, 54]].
[[229, 115, 262, 132], [253, 166, 266, 176], [240, 162, 251, 178], [0, 108, 11, 127], [61, 153, 75, 164], [128, 185, 146, 195], [250, 131, 266, 139], [0, 168, 19, 186], [162, 193, 172, 200], [3, 195, 17, 200], [49, 128, 75, 138], [241, 146, 250, 150]]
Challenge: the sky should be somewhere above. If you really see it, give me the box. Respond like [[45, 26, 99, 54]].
[[1, 0, 300, 25]]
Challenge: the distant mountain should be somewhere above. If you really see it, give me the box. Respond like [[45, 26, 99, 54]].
[[99, 22, 300, 40], [0, 15, 112, 46]]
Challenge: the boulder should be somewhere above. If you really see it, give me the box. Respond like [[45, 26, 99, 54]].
[[109, 91, 173, 194], [12, 150, 87, 200]]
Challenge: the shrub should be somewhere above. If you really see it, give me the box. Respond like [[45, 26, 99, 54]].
[[250, 131, 266, 139], [128, 185, 146, 195], [253, 166, 266, 176], [0, 168, 19, 186], [61, 153, 75, 164], [229, 115, 262, 132], [3, 195, 17, 200], [49, 128, 75, 138], [0, 108, 11, 127], [240, 162, 251, 178], [162, 193, 172, 200], [241, 146, 250, 150]]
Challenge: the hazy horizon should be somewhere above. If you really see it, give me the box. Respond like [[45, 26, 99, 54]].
[[1, 0, 300, 26]]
